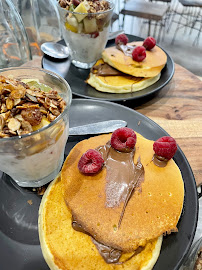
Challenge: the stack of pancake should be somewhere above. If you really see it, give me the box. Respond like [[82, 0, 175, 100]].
[[38, 132, 184, 270], [86, 41, 167, 93]]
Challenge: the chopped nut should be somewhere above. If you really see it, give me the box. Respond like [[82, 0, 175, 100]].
[[10, 107, 20, 117], [17, 129, 29, 136], [0, 115, 5, 130], [1, 111, 11, 121], [44, 97, 51, 107], [0, 75, 66, 138], [50, 99, 59, 109], [1, 104, 7, 113], [0, 76, 6, 83], [26, 89, 44, 98], [13, 98, 21, 106], [6, 98, 14, 110], [10, 88, 26, 99], [47, 112, 56, 122], [8, 118, 21, 131], [59, 100, 66, 112], [45, 92, 60, 100], [27, 200, 33, 205], [17, 104, 40, 110], [2, 88, 11, 95], [0, 132, 9, 138], [25, 93, 38, 102], [37, 186, 47, 195], [14, 114, 24, 121], [8, 130, 17, 136], [21, 119, 33, 133], [21, 108, 42, 126], [40, 106, 48, 115], [49, 107, 60, 116]]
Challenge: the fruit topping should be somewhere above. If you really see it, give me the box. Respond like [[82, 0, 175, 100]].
[[78, 149, 104, 175], [83, 17, 98, 33], [21, 108, 43, 126], [153, 136, 177, 160], [90, 31, 99, 38], [111, 127, 136, 152], [132, 46, 146, 62], [115, 34, 129, 45], [73, 1, 90, 22], [143, 36, 156, 51], [72, 0, 80, 6]]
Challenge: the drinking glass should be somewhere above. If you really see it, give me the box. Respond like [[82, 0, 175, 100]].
[[0, 0, 32, 68], [58, 0, 114, 69], [0, 67, 72, 187], [11, 0, 62, 57]]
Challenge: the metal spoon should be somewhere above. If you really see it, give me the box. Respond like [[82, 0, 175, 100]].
[[69, 120, 127, 136], [41, 42, 69, 59], [41, 31, 124, 59]]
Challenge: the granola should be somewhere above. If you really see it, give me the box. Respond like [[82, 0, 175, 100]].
[[0, 75, 66, 138], [58, 0, 110, 13], [58, 0, 111, 35]]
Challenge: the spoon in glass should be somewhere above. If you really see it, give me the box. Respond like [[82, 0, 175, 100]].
[[41, 42, 69, 59]]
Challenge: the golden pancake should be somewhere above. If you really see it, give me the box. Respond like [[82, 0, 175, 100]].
[[38, 174, 163, 270], [61, 132, 184, 252], [102, 42, 167, 77], [86, 59, 160, 93]]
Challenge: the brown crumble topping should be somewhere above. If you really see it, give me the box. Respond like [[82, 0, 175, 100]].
[[58, 0, 110, 13], [0, 75, 66, 138]]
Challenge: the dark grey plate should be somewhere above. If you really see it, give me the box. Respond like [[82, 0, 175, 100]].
[[0, 99, 198, 270], [42, 35, 174, 102]]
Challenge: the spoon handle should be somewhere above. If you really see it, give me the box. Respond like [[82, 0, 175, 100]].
[[69, 120, 127, 136]]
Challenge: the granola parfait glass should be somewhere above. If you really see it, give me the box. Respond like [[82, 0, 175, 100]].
[[58, 0, 114, 69], [0, 67, 72, 187]]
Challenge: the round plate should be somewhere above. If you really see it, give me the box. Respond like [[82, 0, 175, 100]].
[[42, 35, 174, 102], [0, 99, 198, 270]]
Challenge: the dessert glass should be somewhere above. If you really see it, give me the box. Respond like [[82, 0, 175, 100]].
[[58, 0, 114, 69], [0, 67, 72, 187]]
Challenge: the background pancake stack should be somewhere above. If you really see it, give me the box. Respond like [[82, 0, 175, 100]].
[[86, 41, 167, 94]]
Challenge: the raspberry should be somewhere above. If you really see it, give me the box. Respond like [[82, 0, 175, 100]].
[[78, 149, 104, 175], [115, 34, 129, 45], [132, 46, 146, 62], [143, 36, 156, 51], [72, 0, 80, 6], [111, 127, 136, 152], [91, 31, 99, 38], [153, 136, 177, 160]]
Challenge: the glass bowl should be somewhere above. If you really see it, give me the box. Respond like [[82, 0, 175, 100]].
[[57, 0, 114, 69], [0, 67, 72, 187]]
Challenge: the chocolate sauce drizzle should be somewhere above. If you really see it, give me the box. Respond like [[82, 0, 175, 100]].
[[92, 63, 123, 76], [72, 142, 145, 264], [118, 158, 144, 228], [152, 154, 168, 167], [116, 44, 136, 57]]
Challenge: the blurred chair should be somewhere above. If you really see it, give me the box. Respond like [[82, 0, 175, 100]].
[[168, 0, 202, 45], [11, 0, 62, 57], [110, 0, 121, 30], [0, 0, 32, 69], [120, 0, 168, 41]]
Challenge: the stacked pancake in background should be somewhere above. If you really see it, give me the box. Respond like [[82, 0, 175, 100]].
[[86, 35, 167, 93], [38, 128, 184, 270]]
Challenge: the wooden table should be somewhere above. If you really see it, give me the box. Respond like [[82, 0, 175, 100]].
[[136, 64, 202, 187], [22, 57, 202, 186]]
